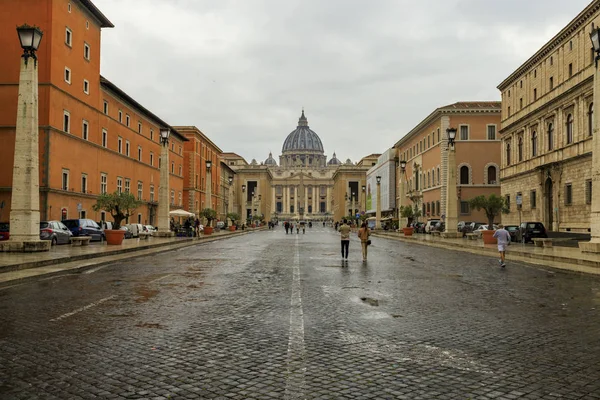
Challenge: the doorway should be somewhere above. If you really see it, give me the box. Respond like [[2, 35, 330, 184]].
[[544, 177, 553, 230]]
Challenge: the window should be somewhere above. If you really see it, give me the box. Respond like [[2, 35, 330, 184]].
[[518, 136, 523, 161], [125, 179, 130, 193], [117, 177, 123, 193], [530, 190, 537, 209], [171, 162, 175, 174], [138, 146, 142, 161], [550, 56, 553, 65], [150, 185, 155, 202], [589, 103, 594, 136], [508, 90, 511, 97], [436, 201, 440, 216], [547, 122, 554, 150], [550, 76, 554, 90], [103, 100, 108, 114], [520, 98, 523, 109], [126, 140, 130, 157], [506, 142, 511, 165], [534, 88, 537, 101], [62, 169, 69, 191], [65, 28, 72, 46], [138, 122, 142, 134], [178, 165, 182, 176], [137, 181, 143, 200], [531, 131, 537, 157], [569, 63, 573, 78], [586, 180, 592, 205], [570, 40, 573, 51], [437, 128, 440, 142], [565, 183, 573, 205], [68, 2, 71, 12], [487, 166, 497, 184], [118, 110, 122, 123], [81, 174, 87, 193], [459, 166, 469, 184], [170, 190, 175, 205], [487, 125, 496, 140], [566, 114, 574, 144], [179, 146, 182, 156], [178, 192, 182, 206], [534, 69, 537, 78], [158, 157, 161, 169], [100, 173, 107, 194], [150, 129, 154, 141], [150, 152, 154, 167], [118, 137, 122, 154], [102, 129, 107, 147], [83, 79, 89, 94], [63, 110, 70, 133], [460, 201, 470, 215], [505, 195, 510, 211], [84, 43, 90, 60], [508, 106, 511, 117], [460, 125, 469, 140], [520, 80, 523, 88], [137, 214, 142, 224], [86, 21, 89, 29], [64, 67, 71, 84], [125, 114, 130, 127], [437, 167, 440, 185], [82, 120, 88, 140]]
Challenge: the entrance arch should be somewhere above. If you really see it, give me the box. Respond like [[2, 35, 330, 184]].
[[544, 178, 553, 231]]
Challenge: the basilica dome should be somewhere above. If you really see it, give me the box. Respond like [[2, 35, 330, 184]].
[[327, 152, 342, 166], [264, 152, 277, 166], [282, 110, 324, 154]]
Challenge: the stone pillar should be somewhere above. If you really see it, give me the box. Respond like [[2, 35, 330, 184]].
[[440, 116, 450, 213], [2, 56, 50, 252], [376, 182, 381, 229], [442, 142, 461, 238], [156, 142, 173, 237]]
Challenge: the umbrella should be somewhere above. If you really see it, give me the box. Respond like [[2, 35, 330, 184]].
[[169, 209, 195, 217]]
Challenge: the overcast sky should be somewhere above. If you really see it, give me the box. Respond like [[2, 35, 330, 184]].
[[96, 0, 591, 164]]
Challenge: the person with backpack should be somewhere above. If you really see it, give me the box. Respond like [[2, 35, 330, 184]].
[[357, 221, 371, 262]]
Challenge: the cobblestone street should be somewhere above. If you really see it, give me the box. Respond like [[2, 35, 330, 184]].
[[1, 228, 600, 399]]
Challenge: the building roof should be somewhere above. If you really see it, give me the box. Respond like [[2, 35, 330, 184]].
[[80, 0, 114, 28], [393, 101, 501, 148], [282, 110, 325, 154], [172, 126, 222, 153], [497, 0, 600, 90]]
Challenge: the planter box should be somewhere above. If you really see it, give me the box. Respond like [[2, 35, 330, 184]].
[[105, 229, 125, 245], [481, 230, 497, 244], [402, 227, 414, 236], [204, 227, 214, 235], [229, 226, 236, 232]]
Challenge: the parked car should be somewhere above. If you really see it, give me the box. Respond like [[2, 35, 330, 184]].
[[432, 221, 445, 232], [468, 222, 486, 232], [98, 221, 113, 230], [40, 220, 72, 245], [414, 222, 425, 233], [216, 221, 225, 229], [0, 222, 9, 241], [120, 226, 133, 239], [519, 222, 548, 243], [457, 221, 473, 232], [473, 224, 499, 238], [125, 223, 146, 238], [505, 225, 520, 242], [144, 225, 157, 235], [425, 219, 440, 234], [62, 218, 105, 242]]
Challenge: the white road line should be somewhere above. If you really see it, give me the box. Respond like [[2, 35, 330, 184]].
[[50, 295, 117, 322], [148, 274, 172, 284], [284, 235, 307, 399]]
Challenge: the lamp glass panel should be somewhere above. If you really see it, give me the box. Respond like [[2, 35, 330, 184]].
[[32, 29, 43, 50], [447, 128, 457, 141], [400, 160, 407, 169], [376, 176, 381, 183], [160, 129, 170, 140], [17, 28, 34, 49], [206, 161, 212, 169], [592, 29, 600, 52]]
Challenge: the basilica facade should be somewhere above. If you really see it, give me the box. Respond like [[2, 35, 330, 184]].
[[223, 111, 378, 223]]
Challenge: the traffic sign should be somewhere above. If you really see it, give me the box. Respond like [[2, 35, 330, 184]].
[[77, 203, 82, 211], [516, 195, 522, 205]]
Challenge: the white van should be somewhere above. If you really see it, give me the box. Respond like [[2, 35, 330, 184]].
[[425, 219, 440, 234]]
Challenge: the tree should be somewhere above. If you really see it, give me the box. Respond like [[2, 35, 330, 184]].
[[200, 208, 217, 227], [92, 191, 142, 229], [468, 194, 509, 228], [227, 212, 240, 225], [400, 204, 421, 227]]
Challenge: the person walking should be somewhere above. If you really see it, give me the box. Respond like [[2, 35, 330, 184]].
[[493, 224, 511, 268], [339, 218, 351, 261], [358, 221, 371, 262]]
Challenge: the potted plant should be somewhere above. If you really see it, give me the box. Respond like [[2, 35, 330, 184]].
[[92, 191, 142, 245], [227, 212, 239, 231], [200, 208, 217, 234], [251, 214, 262, 228], [468, 194, 509, 244], [400, 205, 421, 236]]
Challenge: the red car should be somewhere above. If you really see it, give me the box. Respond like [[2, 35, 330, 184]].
[[0, 222, 9, 241]]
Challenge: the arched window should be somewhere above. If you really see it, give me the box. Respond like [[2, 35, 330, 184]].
[[427, 171, 431, 188], [506, 142, 511, 165], [547, 122, 554, 150], [436, 201, 440, 215], [437, 167, 440, 185], [460, 166, 469, 184], [518, 136, 523, 161], [589, 103, 594, 136], [566, 113, 574, 144], [487, 166, 497, 184], [531, 131, 537, 157]]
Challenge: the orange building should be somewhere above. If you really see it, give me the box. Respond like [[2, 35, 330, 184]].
[[0, 0, 186, 226], [393, 102, 502, 224], [174, 126, 223, 216]]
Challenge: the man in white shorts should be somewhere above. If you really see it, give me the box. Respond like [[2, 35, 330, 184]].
[[493, 224, 511, 268]]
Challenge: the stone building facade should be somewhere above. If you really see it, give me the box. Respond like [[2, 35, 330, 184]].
[[393, 102, 502, 225], [497, 0, 600, 232]]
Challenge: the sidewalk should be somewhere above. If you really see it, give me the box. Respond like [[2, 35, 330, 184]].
[[0, 228, 260, 287], [371, 230, 600, 275]]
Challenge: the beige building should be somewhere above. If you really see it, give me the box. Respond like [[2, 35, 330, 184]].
[[223, 110, 376, 223], [497, 0, 600, 233], [393, 102, 502, 225]]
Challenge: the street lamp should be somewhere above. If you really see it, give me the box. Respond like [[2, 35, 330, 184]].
[[581, 24, 600, 252], [2, 24, 49, 252], [398, 158, 408, 227], [376, 176, 382, 229], [442, 127, 461, 238], [156, 127, 174, 237], [205, 160, 212, 222], [362, 185, 366, 213]]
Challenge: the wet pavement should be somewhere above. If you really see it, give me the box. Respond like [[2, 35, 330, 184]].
[[1, 227, 600, 399]]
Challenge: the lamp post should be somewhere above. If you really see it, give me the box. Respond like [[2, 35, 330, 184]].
[[241, 184, 246, 220], [399, 159, 407, 228], [156, 128, 174, 237], [361, 185, 366, 214], [205, 160, 212, 227], [227, 176, 233, 226], [351, 192, 356, 224], [2, 25, 49, 252], [344, 192, 349, 219], [376, 175, 382, 230], [582, 24, 600, 252], [442, 127, 461, 238]]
